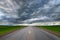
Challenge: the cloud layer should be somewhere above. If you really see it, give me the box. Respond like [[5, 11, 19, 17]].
[[0, 0, 60, 24]]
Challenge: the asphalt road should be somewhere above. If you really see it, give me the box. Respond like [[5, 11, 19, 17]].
[[0, 27, 60, 40]]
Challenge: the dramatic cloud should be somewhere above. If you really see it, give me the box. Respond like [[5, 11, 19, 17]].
[[23, 16, 50, 23], [0, 0, 60, 24]]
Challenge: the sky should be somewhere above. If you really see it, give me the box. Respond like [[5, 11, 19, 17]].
[[0, 0, 60, 25]]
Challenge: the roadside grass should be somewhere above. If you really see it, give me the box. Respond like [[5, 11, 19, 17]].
[[0, 26, 26, 36], [37, 25, 60, 33], [37, 25, 60, 37]]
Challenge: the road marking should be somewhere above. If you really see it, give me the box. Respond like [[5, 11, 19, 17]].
[[26, 30, 35, 40], [28, 30, 32, 34]]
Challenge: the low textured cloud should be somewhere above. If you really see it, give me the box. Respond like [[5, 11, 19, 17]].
[[23, 16, 50, 23]]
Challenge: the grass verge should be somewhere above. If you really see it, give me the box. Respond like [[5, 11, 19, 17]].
[[37, 25, 60, 37], [0, 25, 26, 36]]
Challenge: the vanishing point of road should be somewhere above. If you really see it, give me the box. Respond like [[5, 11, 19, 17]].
[[0, 26, 60, 40]]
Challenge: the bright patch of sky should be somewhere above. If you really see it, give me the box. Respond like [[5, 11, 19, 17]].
[[53, 0, 60, 4], [0, 12, 5, 19]]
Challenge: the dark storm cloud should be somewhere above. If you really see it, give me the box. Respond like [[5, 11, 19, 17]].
[[0, 0, 60, 24]]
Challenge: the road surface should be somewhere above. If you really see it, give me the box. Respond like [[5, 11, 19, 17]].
[[0, 27, 60, 40]]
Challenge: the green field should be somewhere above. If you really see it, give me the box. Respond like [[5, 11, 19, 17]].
[[38, 25, 60, 33], [0, 26, 25, 36]]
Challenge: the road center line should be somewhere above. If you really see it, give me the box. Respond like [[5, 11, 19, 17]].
[[28, 30, 32, 34]]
